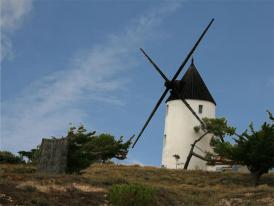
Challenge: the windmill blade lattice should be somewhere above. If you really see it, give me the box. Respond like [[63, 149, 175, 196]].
[[140, 48, 169, 82], [132, 18, 214, 148], [139, 49, 205, 126], [132, 88, 169, 148]]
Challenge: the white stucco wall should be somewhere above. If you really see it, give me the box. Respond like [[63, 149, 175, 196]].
[[161, 99, 216, 170]]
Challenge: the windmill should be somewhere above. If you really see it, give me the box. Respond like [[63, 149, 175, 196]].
[[132, 19, 216, 170]]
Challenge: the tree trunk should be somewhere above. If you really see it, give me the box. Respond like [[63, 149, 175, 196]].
[[251, 170, 263, 186], [184, 144, 195, 170], [184, 132, 209, 170]]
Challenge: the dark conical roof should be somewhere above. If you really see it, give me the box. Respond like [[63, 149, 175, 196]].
[[166, 60, 216, 105]]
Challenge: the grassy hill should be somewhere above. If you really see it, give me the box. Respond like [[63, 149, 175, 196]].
[[0, 163, 274, 206]]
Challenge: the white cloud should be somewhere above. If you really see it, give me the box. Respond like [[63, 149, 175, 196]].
[[0, 0, 32, 62], [1, 2, 182, 152]]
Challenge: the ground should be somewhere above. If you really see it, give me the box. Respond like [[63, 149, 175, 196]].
[[0, 163, 274, 206]]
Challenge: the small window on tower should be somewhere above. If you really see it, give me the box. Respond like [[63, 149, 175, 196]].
[[199, 105, 203, 114]]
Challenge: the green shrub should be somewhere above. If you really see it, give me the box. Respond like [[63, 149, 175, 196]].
[[24, 185, 37, 192], [108, 183, 156, 206], [30, 197, 51, 206], [66, 125, 133, 173], [0, 151, 24, 164]]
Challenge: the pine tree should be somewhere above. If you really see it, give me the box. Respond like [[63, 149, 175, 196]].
[[66, 125, 133, 173], [210, 111, 274, 185]]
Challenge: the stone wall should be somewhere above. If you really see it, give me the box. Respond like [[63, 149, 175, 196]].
[[37, 138, 69, 173]]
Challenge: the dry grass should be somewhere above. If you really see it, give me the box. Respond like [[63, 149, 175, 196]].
[[0, 163, 274, 205], [83, 164, 274, 206]]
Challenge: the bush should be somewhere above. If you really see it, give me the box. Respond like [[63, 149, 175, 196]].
[[30, 197, 51, 206], [108, 183, 156, 206], [0, 151, 24, 164], [23, 185, 37, 192], [66, 125, 133, 173]]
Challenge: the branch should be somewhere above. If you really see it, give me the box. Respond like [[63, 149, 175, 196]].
[[192, 152, 209, 161], [183, 131, 209, 169], [267, 110, 274, 121], [194, 131, 209, 144]]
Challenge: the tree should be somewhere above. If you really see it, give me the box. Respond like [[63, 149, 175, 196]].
[[18, 148, 40, 163], [210, 111, 274, 185], [184, 117, 235, 169], [67, 125, 134, 173], [0, 151, 24, 164], [18, 151, 32, 162]]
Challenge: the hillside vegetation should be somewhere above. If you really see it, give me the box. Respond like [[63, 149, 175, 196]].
[[0, 163, 274, 206]]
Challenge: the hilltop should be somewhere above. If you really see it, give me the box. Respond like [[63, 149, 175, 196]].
[[0, 163, 274, 206]]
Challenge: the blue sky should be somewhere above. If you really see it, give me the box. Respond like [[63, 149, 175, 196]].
[[1, 0, 274, 166]]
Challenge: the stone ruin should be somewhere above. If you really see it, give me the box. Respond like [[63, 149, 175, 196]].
[[37, 137, 69, 173]]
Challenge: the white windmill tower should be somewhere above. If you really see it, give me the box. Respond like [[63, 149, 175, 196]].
[[161, 58, 216, 170], [132, 19, 215, 170]]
